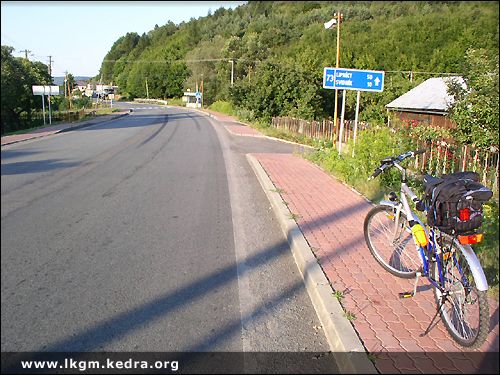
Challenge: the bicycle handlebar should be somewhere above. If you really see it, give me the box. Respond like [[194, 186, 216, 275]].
[[368, 149, 426, 180], [414, 149, 426, 155]]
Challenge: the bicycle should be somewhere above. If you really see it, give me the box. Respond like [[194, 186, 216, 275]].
[[363, 149, 489, 349]]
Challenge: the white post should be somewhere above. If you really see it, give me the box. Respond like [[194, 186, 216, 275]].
[[352, 90, 361, 157], [338, 90, 346, 155], [41, 93, 46, 126], [48, 87, 52, 125]]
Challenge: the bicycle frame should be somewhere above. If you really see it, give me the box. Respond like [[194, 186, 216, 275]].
[[376, 162, 489, 292]]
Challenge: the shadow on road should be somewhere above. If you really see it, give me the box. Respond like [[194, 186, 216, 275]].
[[1, 159, 81, 176]]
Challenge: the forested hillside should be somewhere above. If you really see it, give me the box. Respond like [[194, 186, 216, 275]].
[[98, 1, 499, 123]]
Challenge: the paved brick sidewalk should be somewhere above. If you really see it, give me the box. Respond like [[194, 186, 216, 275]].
[[202, 109, 263, 137], [202, 109, 239, 123], [252, 153, 499, 374]]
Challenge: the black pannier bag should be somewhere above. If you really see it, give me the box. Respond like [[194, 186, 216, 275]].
[[423, 172, 493, 235]]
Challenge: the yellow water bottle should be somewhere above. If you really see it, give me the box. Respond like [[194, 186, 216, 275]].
[[411, 224, 428, 247]]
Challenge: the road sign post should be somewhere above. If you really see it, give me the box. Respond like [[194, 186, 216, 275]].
[[195, 92, 202, 108], [323, 68, 384, 92], [323, 68, 385, 154], [41, 92, 46, 125], [339, 90, 347, 153], [48, 87, 52, 125], [353, 90, 361, 157], [33, 85, 60, 126]]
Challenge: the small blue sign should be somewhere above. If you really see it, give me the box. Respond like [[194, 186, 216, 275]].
[[323, 68, 385, 92], [323, 68, 337, 89], [195, 91, 202, 98]]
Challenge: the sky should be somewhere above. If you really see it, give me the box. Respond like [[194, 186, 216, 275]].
[[1, 1, 246, 78]]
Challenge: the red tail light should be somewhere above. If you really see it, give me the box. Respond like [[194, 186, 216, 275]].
[[458, 233, 484, 245], [459, 208, 471, 221]]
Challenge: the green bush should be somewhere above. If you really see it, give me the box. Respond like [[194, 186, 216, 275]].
[[209, 100, 235, 116], [51, 96, 92, 111], [235, 107, 256, 123], [308, 126, 410, 199], [166, 97, 184, 106]]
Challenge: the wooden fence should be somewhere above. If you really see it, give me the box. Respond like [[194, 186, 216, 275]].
[[271, 116, 370, 143], [271, 116, 499, 191], [412, 139, 499, 192]]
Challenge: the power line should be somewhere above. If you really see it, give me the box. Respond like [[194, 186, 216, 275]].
[[0, 32, 22, 47], [100, 58, 458, 76], [101, 57, 263, 64], [386, 70, 459, 76]]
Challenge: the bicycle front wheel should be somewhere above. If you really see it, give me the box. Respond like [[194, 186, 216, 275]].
[[364, 205, 421, 278], [432, 238, 489, 348]]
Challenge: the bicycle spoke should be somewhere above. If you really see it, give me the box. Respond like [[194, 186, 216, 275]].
[[364, 206, 419, 278], [434, 237, 487, 347]]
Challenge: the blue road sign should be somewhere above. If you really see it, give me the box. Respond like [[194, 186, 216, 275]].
[[195, 91, 202, 98], [323, 68, 385, 92]]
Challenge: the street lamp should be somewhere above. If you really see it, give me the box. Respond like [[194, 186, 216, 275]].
[[324, 12, 343, 144]]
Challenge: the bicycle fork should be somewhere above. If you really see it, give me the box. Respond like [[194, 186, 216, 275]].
[[398, 230, 430, 299]]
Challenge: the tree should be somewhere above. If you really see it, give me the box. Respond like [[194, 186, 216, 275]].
[[1, 45, 51, 134], [99, 32, 140, 82], [66, 73, 75, 94], [447, 48, 499, 149]]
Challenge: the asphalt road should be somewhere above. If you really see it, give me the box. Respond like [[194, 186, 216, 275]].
[[1, 104, 336, 372]]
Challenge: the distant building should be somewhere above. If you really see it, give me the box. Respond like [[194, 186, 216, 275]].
[[182, 91, 202, 108], [84, 83, 95, 97], [385, 76, 466, 129], [95, 84, 116, 99], [75, 80, 87, 92]]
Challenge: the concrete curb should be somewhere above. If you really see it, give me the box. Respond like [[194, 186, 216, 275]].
[[246, 154, 377, 375], [261, 135, 315, 149]]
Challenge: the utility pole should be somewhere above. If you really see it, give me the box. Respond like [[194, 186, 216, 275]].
[[333, 12, 342, 146], [47, 56, 53, 77], [145, 77, 149, 99], [65, 70, 72, 109], [20, 49, 31, 59], [64, 71, 68, 98]]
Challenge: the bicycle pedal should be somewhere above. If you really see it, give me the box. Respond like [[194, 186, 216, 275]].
[[399, 292, 413, 299]]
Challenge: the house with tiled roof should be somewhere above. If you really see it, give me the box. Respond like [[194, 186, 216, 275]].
[[385, 76, 466, 129]]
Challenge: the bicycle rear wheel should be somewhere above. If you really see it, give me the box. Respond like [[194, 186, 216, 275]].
[[432, 237, 489, 348], [364, 205, 421, 278]]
